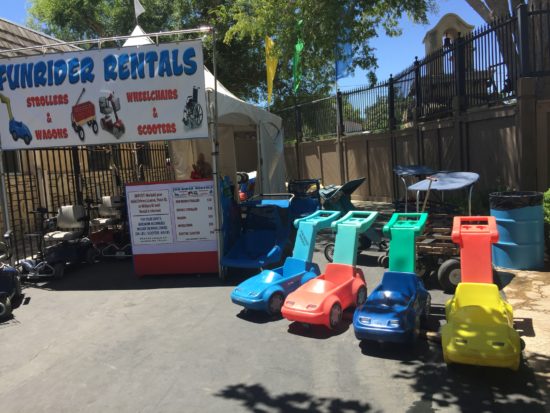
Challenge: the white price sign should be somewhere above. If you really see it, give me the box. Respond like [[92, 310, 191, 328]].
[[126, 180, 217, 255]]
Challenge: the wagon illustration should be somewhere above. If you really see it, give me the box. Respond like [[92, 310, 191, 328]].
[[71, 88, 98, 141]]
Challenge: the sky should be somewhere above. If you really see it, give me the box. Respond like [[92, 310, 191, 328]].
[[0, 0, 486, 90]]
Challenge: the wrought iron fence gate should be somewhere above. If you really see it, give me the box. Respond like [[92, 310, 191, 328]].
[[1, 142, 173, 261]]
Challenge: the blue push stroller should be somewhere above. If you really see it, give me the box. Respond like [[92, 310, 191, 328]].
[[320, 177, 387, 262], [220, 194, 294, 279]]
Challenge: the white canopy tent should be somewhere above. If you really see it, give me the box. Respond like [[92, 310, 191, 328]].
[[168, 68, 286, 194]]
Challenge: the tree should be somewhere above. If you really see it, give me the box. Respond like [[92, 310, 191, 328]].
[[28, 0, 435, 105], [27, 0, 265, 101], [214, 0, 435, 109]]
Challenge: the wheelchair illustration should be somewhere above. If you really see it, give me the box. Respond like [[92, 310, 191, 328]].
[[182, 86, 204, 129]]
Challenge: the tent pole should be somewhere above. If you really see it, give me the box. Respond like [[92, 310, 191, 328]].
[[210, 28, 223, 280], [256, 123, 262, 194]]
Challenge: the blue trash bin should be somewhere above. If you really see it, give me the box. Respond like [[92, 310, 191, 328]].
[[490, 191, 544, 270]]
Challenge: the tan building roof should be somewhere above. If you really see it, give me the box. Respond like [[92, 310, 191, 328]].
[[0, 17, 79, 58]]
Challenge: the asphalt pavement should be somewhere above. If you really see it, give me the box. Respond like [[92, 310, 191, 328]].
[[0, 241, 548, 413]]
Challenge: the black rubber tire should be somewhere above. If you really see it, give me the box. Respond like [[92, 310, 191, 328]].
[[219, 267, 228, 282], [324, 243, 335, 263], [0, 296, 12, 320], [77, 126, 85, 141], [92, 120, 99, 134], [267, 292, 284, 316], [14, 275, 23, 298], [356, 285, 367, 307], [378, 240, 389, 251], [85, 248, 98, 265], [421, 294, 431, 326], [493, 267, 503, 289], [329, 302, 342, 330], [437, 258, 461, 293], [53, 263, 65, 279], [359, 235, 372, 250]]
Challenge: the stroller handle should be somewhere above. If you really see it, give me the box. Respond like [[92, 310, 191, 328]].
[[248, 193, 295, 202]]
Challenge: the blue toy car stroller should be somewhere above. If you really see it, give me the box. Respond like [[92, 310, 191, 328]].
[[353, 271, 430, 343], [220, 194, 294, 279]]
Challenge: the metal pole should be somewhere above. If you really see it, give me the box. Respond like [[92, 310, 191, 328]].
[[335, 89, 345, 184], [454, 34, 466, 112], [210, 28, 224, 280], [293, 96, 302, 179], [0, 144, 11, 236], [517, 3, 531, 77], [71, 147, 83, 204], [0, 27, 213, 57]]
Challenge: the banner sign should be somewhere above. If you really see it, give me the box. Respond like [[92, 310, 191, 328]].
[[0, 40, 207, 150], [126, 179, 218, 276]]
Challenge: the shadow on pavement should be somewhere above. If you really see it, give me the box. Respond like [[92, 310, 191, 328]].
[[236, 309, 283, 324], [390, 341, 550, 413], [359, 337, 432, 362], [287, 317, 351, 340], [24, 260, 226, 291], [215, 383, 374, 412], [356, 253, 381, 268], [514, 317, 535, 338], [495, 270, 516, 289]]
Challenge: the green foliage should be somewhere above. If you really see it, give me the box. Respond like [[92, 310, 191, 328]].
[[28, 0, 435, 106], [27, 0, 264, 101], [214, 0, 435, 108], [543, 188, 550, 226]]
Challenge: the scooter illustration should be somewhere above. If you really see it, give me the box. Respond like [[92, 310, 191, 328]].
[[99, 91, 125, 139], [0, 93, 32, 145]]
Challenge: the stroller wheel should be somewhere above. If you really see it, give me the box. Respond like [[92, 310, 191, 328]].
[[14, 276, 23, 298], [53, 263, 65, 279], [220, 267, 228, 281], [0, 296, 12, 320], [378, 240, 389, 251], [85, 247, 99, 265], [377, 254, 389, 268], [267, 292, 284, 316], [324, 243, 335, 263], [359, 234, 372, 250]]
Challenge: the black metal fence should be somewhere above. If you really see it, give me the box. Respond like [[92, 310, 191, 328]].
[[279, 3, 549, 141], [529, 1, 550, 75], [1, 142, 173, 261]]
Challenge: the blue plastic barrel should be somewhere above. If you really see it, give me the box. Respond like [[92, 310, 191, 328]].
[[490, 191, 544, 270]]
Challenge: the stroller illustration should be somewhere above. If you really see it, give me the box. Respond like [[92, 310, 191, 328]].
[[182, 86, 203, 129]]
